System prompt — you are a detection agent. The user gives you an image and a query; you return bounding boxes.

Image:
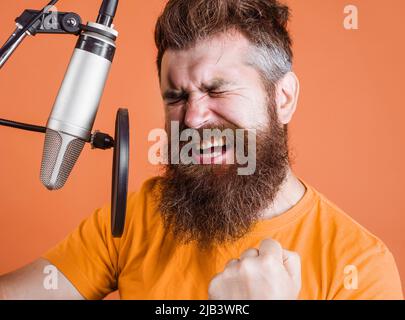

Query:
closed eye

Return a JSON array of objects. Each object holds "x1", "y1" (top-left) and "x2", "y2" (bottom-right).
[
  {"x1": 166, "y1": 98, "x2": 184, "y2": 106},
  {"x1": 209, "y1": 90, "x2": 227, "y2": 97},
  {"x1": 164, "y1": 93, "x2": 188, "y2": 106}
]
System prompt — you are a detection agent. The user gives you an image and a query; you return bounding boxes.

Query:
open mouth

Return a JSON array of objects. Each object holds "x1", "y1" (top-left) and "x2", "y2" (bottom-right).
[{"x1": 191, "y1": 137, "x2": 233, "y2": 164}]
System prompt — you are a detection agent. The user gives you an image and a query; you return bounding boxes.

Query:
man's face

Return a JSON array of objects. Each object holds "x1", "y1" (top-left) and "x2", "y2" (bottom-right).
[
  {"x1": 157, "y1": 32, "x2": 290, "y2": 249},
  {"x1": 160, "y1": 31, "x2": 270, "y2": 134}
]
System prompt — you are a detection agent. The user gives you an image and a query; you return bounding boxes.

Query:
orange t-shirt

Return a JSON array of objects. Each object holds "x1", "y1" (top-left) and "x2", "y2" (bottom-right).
[{"x1": 43, "y1": 177, "x2": 403, "y2": 300}]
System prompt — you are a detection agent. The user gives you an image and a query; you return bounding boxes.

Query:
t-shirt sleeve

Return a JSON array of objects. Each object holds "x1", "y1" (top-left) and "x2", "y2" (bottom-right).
[
  {"x1": 42, "y1": 204, "x2": 120, "y2": 300},
  {"x1": 331, "y1": 246, "x2": 403, "y2": 300}
]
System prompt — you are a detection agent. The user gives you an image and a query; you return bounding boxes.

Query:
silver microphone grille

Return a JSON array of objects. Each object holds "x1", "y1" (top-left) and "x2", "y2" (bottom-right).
[{"x1": 40, "y1": 129, "x2": 85, "y2": 190}]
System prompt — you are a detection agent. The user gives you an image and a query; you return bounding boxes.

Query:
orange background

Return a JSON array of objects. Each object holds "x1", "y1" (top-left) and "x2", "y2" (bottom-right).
[{"x1": 0, "y1": 0, "x2": 404, "y2": 299}]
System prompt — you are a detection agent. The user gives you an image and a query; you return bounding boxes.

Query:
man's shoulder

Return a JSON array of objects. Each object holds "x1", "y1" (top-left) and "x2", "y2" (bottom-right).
[
  {"x1": 306, "y1": 183, "x2": 402, "y2": 299},
  {"x1": 306, "y1": 183, "x2": 389, "y2": 254}
]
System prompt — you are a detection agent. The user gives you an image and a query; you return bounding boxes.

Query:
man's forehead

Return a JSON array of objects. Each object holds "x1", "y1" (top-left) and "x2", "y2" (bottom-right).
[{"x1": 161, "y1": 32, "x2": 251, "y2": 88}]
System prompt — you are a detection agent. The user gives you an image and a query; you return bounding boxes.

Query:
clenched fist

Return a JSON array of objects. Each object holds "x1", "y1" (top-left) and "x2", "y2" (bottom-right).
[{"x1": 208, "y1": 239, "x2": 301, "y2": 300}]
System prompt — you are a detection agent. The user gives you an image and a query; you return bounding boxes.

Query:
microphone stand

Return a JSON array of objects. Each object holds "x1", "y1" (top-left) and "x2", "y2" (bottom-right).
[{"x1": 0, "y1": 0, "x2": 129, "y2": 238}]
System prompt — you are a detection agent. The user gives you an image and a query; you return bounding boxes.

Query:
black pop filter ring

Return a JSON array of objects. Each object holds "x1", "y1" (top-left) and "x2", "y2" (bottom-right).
[{"x1": 111, "y1": 108, "x2": 129, "y2": 237}]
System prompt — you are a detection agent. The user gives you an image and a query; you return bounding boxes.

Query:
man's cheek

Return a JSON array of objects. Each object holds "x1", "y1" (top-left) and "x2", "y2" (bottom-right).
[
  {"x1": 165, "y1": 106, "x2": 185, "y2": 123},
  {"x1": 215, "y1": 105, "x2": 261, "y2": 129}
]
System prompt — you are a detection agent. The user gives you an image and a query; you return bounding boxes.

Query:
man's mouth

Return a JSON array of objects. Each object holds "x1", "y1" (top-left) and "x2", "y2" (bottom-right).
[{"x1": 192, "y1": 137, "x2": 233, "y2": 164}]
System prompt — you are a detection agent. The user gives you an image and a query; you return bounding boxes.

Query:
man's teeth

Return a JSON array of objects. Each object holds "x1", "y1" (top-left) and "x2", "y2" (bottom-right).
[{"x1": 197, "y1": 138, "x2": 226, "y2": 151}]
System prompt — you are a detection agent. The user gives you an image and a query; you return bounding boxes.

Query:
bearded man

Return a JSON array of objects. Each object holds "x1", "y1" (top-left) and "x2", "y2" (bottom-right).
[{"x1": 0, "y1": 0, "x2": 402, "y2": 300}]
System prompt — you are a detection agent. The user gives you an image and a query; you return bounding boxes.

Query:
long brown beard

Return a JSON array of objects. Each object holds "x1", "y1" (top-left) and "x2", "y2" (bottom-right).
[{"x1": 156, "y1": 105, "x2": 290, "y2": 250}]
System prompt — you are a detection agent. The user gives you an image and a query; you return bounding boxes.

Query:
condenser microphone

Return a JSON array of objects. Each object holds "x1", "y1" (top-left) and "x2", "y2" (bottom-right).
[{"x1": 40, "y1": 0, "x2": 119, "y2": 190}]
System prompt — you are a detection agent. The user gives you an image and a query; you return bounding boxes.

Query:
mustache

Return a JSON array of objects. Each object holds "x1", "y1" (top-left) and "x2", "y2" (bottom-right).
[
  {"x1": 166, "y1": 121, "x2": 248, "y2": 148},
  {"x1": 169, "y1": 121, "x2": 240, "y2": 134}
]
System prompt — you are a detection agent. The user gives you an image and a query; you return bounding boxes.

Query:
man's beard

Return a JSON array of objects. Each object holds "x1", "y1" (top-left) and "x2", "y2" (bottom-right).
[{"x1": 156, "y1": 103, "x2": 290, "y2": 250}]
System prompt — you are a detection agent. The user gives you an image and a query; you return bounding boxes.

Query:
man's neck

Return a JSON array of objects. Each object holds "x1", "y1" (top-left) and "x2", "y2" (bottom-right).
[{"x1": 260, "y1": 168, "x2": 307, "y2": 221}]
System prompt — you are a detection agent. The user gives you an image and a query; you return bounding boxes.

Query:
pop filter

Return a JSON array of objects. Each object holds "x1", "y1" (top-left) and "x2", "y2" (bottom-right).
[{"x1": 111, "y1": 108, "x2": 129, "y2": 237}]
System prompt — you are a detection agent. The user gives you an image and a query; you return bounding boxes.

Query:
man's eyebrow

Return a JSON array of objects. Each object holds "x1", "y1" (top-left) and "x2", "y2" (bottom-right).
[
  {"x1": 162, "y1": 78, "x2": 236, "y2": 99},
  {"x1": 202, "y1": 78, "x2": 236, "y2": 90},
  {"x1": 162, "y1": 89, "x2": 186, "y2": 100}
]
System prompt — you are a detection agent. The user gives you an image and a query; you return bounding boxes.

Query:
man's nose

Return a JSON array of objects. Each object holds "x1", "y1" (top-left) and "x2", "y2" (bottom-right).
[{"x1": 183, "y1": 94, "x2": 212, "y2": 129}]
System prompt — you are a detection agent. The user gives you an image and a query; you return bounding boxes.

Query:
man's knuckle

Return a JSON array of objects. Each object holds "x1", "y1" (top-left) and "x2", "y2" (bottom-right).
[
  {"x1": 239, "y1": 259, "x2": 254, "y2": 272},
  {"x1": 261, "y1": 254, "x2": 278, "y2": 266},
  {"x1": 290, "y1": 252, "x2": 301, "y2": 263},
  {"x1": 210, "y1": 273, "x2": 222, "y2": 285}
]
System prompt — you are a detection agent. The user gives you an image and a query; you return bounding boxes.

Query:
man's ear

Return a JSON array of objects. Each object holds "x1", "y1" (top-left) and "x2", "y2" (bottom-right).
[{"x1": 275, "y1": 72, "x2": 300, "y2": 125}]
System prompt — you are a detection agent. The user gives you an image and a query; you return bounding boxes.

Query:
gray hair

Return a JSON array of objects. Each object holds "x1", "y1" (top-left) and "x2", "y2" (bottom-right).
[{"x1": 246, "y1": 43, "x2": 292, "y2": 86}]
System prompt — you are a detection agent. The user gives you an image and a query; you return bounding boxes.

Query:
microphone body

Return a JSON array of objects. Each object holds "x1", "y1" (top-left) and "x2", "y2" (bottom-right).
[{"x1": 41, "y1": 22, "x2": 118, "y2": 190}]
